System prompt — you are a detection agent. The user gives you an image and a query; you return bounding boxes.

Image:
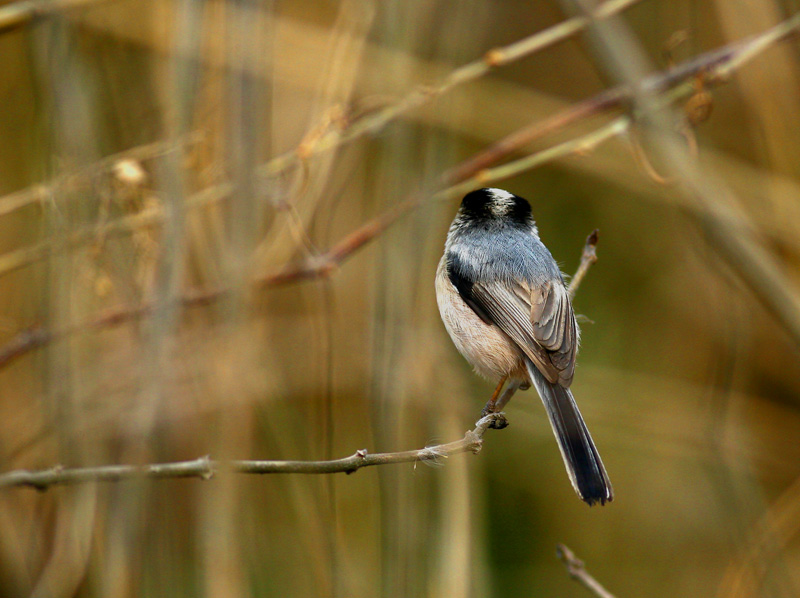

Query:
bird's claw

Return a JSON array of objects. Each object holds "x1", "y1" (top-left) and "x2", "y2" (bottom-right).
[{"x1": 483, "y1": 411, "x2": 509, "y2": 430}]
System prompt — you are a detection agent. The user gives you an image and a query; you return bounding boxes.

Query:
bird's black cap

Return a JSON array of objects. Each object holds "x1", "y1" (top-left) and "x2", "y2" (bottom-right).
[{"x1": 460, "y1": 188, "x2": 533, "y2": 227}]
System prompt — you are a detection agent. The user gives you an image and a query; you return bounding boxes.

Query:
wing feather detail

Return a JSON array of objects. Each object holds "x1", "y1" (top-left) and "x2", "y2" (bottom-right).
[{"x1": 470, "y1": 278, "x2": 578, "y2": 387}]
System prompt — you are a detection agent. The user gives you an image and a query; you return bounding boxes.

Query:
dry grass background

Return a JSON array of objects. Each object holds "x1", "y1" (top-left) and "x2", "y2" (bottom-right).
[{"x1": 0, "y1": 0, "x2": 800, "y2": 597}]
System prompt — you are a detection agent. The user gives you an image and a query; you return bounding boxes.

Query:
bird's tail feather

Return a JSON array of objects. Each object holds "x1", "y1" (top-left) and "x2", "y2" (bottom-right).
[{"x1": 527, "y1": 361, "x2": 613, "y2": 506}]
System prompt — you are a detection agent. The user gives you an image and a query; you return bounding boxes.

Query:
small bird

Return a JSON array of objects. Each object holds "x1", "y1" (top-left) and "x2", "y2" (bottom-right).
[{"x1": 435, "y1": 188, "x2": 612, "y2": 505}]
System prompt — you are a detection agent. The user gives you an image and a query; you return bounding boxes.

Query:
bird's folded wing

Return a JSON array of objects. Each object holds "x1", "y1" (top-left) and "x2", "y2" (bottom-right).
[{"x1": 470, "y1": 279, "x2": 578, "y2": 386}]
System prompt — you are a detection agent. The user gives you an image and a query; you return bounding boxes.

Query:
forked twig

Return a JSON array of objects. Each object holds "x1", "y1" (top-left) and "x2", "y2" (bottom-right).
[{"x1": 556, "y1": 544, "x2": 617, "y2": 598}]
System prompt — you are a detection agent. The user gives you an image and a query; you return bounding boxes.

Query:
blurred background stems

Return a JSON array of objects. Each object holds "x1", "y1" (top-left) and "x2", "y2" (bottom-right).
[{"x1": 0, "y1": 1, "x2": 799, "y2": 597}]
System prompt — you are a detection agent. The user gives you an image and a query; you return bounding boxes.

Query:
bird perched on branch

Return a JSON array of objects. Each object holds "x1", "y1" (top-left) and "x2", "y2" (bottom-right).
[{"x1": 435, "y1": 188, "x2": 612, "y2": 505}]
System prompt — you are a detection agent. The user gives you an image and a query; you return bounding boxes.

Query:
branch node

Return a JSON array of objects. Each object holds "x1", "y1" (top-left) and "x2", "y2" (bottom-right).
[
  {"x1": 556, "y1": 543, "x2": 616, "y2": 598},
  {"x1": 30, "y1": 471, "x2": 48, "y2": 493},
  {"x1": 556, "y1": 543, "x2": 585, "y2": 579},
  {"x1": 483, "y1": 48, "x2": 505, "y2": 67},
  {"x1": 315, "y1": 257, "x2": 338, "y2": 279},
  {"x1": 475, "y1": 412, "x2": 503, "y2": 432},
  {"x1": 475, "y1": 169, "x2": 492, "y2": 184},
  {"x1": 464, "y1": 431, "x2": 484, "y2": 454},
  {"x1": 344, "y1": 449, "x2": 369, "y2": 475},
  {"x1": 199, "y1": 455, "x2": 214, "y2": 480}
]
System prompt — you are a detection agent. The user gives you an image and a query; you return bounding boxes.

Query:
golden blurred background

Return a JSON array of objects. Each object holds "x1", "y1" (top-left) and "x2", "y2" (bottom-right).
[{"x1": 1, "y1": 0, "x2": 800, "y2": 596}]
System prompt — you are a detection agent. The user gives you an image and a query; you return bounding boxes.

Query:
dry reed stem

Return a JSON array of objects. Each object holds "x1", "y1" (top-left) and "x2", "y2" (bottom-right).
[
  {"x1": 0, "y1": 14, "x2": 786, "y2": 272},
  {"x1": 717, "y1": 473, "x2": 800, "y2": 598},
  {"x1": 257, "y1": 0, "x2": 645, "y2": 178},
  {"x1": 0, "y1": 14, "x2": 796, "y2": 369},
  {"x1": 563, "y1": 2, "x2": 800, "y2": 350},
  {"x1": 0, "y1": 0, "x2": 641, "y2": 221},
  {"x1": 0, "y1": 0, "x2": 118, "y2": 33}
]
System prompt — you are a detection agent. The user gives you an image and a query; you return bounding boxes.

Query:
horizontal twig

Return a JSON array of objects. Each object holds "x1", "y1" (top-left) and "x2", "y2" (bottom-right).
[{"x1": 0, "y1": 414, "x2": 503, "y2": 490}]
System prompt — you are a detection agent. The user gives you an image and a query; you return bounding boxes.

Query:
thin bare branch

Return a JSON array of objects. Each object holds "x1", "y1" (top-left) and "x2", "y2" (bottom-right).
[
  {"x1": 446, "y1": 17, "x2": 800, "y2": 183},
  {"x1": 0, "y1": 17, "x2": 787, "y2": 282},
  {"x1": 0, "y1": 414, "x2": 504, "y2": 490},
  {"x1": 0, "y1": 225, "x2": 598, "y2": 483},
  {"x1": 568, "y1": 229, "x2": 599, "y2": 300},
  {"x1": 257, "y1": 0, "x2": 644, "y2": 179},
  {"x1": 0, "y1": 0, "x2": 642, "y2": 232},
  {"x1": 556, "y1": 544, "x2": 617, "y2": 598},
  {"x1": 0, "y1": 211, "x2": 600, "y2": 487},
  {"x1": 566, "y1": 3, "x2": 800, "y2": 349},
  {"x1": 0, "y1": 17, "x2": 796, "y2": 368},
  {"x1": 254, "y1": 18, "x2": 799, "y2": 288}
]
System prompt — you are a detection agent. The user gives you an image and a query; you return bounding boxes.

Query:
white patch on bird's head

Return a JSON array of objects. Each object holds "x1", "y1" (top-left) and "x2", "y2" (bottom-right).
[{"x1": 485, "y1": 188, "x2": 516, "y2": 217}]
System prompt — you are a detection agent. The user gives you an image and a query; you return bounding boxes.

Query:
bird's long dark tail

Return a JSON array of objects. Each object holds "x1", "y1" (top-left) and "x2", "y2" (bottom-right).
[{"x1": 527, "y1": 362, "x2": 613, "y2": 506}]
